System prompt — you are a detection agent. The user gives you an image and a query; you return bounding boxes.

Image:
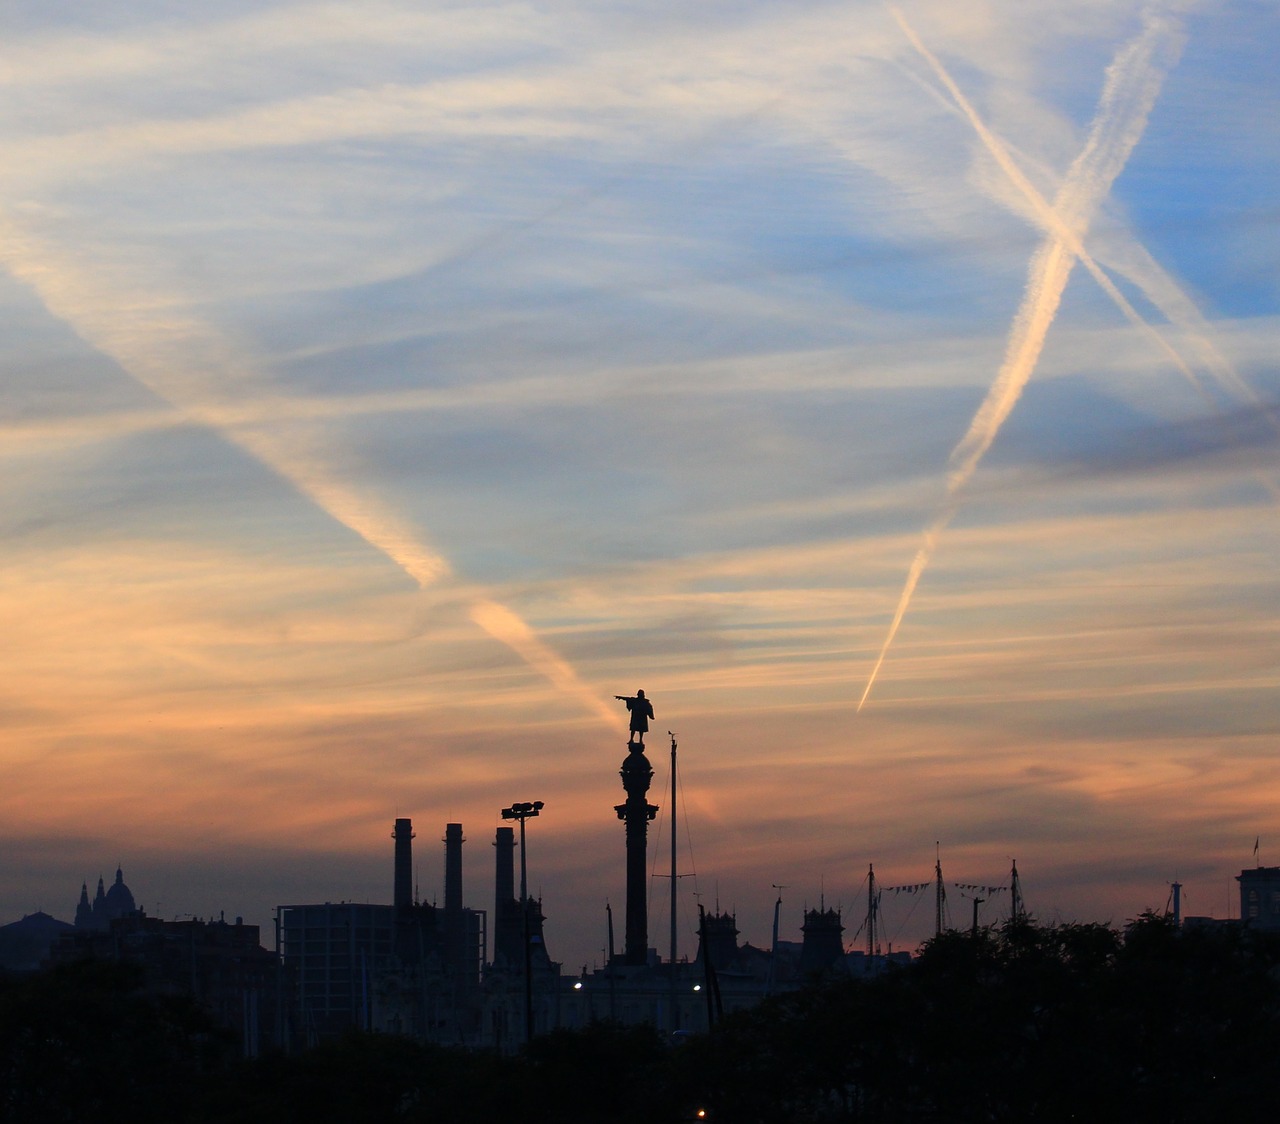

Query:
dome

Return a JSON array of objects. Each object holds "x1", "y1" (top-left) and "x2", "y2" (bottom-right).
[{"x1": 102, "y1": 866, "x2": 136, "y2": 919}]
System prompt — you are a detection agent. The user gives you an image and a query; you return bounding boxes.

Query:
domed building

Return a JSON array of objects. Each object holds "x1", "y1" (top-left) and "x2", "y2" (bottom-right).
[{"x1": 74, "y1": 866, "x2": 138, "y2": 931}]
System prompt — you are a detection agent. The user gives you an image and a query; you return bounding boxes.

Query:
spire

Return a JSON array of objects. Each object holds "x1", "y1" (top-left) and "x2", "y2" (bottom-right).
[
  {"x1": 90, "y1": 876, "x2": 108, "y2": 930},
  {"x1": 75, "y1": 883, "x2": 93, "y2": 930}
]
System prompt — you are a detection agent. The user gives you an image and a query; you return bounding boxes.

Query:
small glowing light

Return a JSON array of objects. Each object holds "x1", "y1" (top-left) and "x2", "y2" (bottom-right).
[
  {"x1": 692, "y1": 984, "x2": 701, "y2": 991},
  {"x1": 573, "y1": 981, "x2": 583, "y2": 990}
]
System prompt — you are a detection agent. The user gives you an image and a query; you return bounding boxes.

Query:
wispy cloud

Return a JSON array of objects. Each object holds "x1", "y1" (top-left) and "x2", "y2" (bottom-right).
[{"x1": 0, "y1": 210, "x2": 622, "y2": 723}]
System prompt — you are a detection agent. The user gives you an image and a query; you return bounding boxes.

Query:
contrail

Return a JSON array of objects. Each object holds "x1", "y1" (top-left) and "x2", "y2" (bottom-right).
[
  {"x1": 894, "y1": 3, "x2": 1280, "y2": 472},
  {"x1": 892, "y1": 3, "x2": 1200, "y2": 397},
  {"x1": 471, "y1": 600, "x2": 618, "y2": 726},
  {"x1": 901, "y1": 0, "x2": 1274, "y2": 434},
  {"x1": 0, "y1": 211, "x2": 454, "y2": 587},
  {"x1": 0, "y1": 212, "x2": 614, "y2": 725},
  {"x1": 1097, "y1": 231, "x2": 1280, "y2": 432},
  {"x1": 860, "y1": 5, "x2": 1187, "y2": 710}
]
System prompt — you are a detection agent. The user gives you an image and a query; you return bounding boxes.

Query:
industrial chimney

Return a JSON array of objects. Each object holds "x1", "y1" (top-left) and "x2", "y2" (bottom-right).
[
  {"x1": 444, "y1": 823, "x2": 465, "y2": 975},
  {"x1": 493, "y1": 826, "x2": 522, "y2": 966},
  {"x1": 393, "y1": 818, "x2": 414, "y2": 912},
  {"x1": 495, "y1": 826, "x2": 515, "y2": 908},
  {"x1": 445, "y1": 823, "x2": 464, "y2": 914}
]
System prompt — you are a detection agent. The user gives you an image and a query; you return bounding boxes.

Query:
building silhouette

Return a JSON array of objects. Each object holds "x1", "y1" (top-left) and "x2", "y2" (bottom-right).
[
  {"x1": 277, "y1": 818, "x2": 489, "y2": 1046},
  {"x1": 1238, "y1": 865, "x2": 1280, "y2": 929},
  {"x1": 74, "y1": 867, "x2": 137, "y2": 931},
  {"x1": 51, "y1": 869, "x2": 282, "y2": 1057},
  {"x1": 800, "y1": 903, "x2": 845, "y2": 975},
  {"x1": 2, "y1": 736, "x2": 1114, "y2": 1053}
]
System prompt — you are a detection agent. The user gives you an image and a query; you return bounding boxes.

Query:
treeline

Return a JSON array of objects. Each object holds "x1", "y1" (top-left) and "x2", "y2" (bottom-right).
[
  {"x1": 691, "y1": 913, "x2": 1280, "y2": 1121},
  {"x1": 3, "y1": 914, "x2": 1278, "y2": 1122}
]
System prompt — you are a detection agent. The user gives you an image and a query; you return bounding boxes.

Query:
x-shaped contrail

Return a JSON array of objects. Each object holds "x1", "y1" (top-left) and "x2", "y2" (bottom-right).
[{"x1": 860, "y1": 2, "x2": 1195, "y2": 710}]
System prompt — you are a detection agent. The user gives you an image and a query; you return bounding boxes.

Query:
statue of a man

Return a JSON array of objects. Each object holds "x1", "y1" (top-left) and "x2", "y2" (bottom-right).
[{"x1": 614, "y1": 689, "x2": 654, "y2": 746}]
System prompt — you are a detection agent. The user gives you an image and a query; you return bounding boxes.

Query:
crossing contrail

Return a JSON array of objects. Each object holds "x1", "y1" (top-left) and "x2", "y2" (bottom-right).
[
  {"x1": 893, "y1": 1, "x2": 1280, "y2": 467},
  {"x1": 0, "y1": 212, "x2": 615, "y2": 726},
  {"x1": 895, "y1": 1, "x2": 1271, "y2": 426},
  {"x1": 859, "y1": 4, "x2": 1189, "y2": 710}
]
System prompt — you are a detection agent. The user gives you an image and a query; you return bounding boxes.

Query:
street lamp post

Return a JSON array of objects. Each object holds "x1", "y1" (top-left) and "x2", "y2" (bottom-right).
[{"x1": 501, "y1": 800, "x2": 544, "y2": 1045}]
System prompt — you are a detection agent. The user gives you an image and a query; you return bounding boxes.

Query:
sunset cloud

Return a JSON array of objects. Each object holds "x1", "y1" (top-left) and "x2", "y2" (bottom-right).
[{"x1": 0, "y1": 0, "x2": 1276, "y2": 968}]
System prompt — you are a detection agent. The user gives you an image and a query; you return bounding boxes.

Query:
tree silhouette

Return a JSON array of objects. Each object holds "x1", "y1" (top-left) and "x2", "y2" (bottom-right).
[
  {"x1": 0, "y1": 959, "x2": 234, "y2": 1122},
  {"x1": 7, "y1": 918, "x2": 1280, "y2": 1122}
]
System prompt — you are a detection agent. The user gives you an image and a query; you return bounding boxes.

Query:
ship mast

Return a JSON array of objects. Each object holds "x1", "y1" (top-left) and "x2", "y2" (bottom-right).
[
  {"x1": 669, "y1": 731, "x2": 678, "y2": 1033},
  {"x1": 867, "y1": 864, "x2": 879, "y2": 958},
  {"x1": 935, "y1": 843, "x2": 947, "y2": 935}
]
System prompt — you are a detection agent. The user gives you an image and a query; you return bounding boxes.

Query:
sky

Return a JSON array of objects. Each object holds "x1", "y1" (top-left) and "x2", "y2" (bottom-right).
[{"x1": 1, "y1": 0, "x2": 1277, "y2": 970}]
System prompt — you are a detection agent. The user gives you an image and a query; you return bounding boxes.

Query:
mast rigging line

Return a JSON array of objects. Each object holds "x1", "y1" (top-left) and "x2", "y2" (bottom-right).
[{"x1": 647, "y1": 742, "x2": 703, "y2": 950}]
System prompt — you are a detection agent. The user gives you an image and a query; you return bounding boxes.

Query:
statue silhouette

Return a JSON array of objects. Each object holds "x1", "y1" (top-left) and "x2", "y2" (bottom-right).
[{"x1": 614, "y1": 689, "x2": 654, "y2": 745}]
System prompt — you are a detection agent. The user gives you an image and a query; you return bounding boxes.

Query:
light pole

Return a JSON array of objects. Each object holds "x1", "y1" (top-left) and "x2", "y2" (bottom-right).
[{"x1": 501, "y1": 800, "x2": 543, "y2": 1045}]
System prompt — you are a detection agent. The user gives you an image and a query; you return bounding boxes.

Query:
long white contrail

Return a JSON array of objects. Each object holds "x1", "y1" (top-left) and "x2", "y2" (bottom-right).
[
  {"x1": 0, "y1": 212, "x2": 616, "y2": 727},
  {"x1": 0, "y1": 212, "x2": 454, "y2": 587},
  {"x1": 859, "y1": 4, "x2": 1187, "y2": 710}
]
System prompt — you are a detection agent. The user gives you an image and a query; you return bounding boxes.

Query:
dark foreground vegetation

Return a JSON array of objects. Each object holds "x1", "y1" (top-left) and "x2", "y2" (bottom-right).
[{"x1": 3, "y1": 914, "x2": 1278, "y2": 1122}]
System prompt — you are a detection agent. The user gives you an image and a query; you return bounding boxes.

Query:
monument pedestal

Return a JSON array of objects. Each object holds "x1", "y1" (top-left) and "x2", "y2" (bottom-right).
[{"x1": 615, "y1": 743, "x2": 658, "y2": 967}]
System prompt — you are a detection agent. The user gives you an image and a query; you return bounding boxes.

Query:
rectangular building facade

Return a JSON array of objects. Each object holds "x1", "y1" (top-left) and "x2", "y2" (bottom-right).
[
  {"x1": 1238, "y1": 867, "x2": 1280, "y2": 930},
  {"x1": 278, "y1": 902, "x2": 396, "y2": 1040}
]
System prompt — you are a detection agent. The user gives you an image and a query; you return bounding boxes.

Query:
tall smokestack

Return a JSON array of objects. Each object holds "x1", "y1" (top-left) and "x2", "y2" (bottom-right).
[
  {"x1": 444, "y1": 823, "x2": 465, "y2": 978},
  {"x1": 445, "y1": 823, "x2": 464, "y2": 914},
  {"x1": 495, "y1": 827, "x2": 515, "y2": 908},
  {"x1": 493, "y1": 827, "x2": 521, "y2": 966},
  {"x1": 393, "y1": 818, "x2": 414, "y2": 912}
]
